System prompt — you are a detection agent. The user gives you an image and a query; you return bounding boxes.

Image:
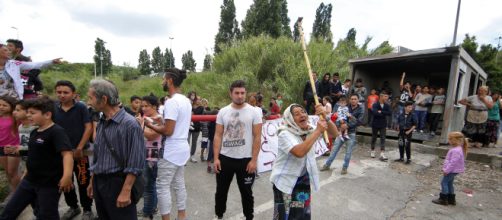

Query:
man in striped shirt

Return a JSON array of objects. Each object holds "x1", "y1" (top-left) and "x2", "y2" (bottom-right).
[{"x1": 86, "y1": 79, "x2": 145, "y2": 220}]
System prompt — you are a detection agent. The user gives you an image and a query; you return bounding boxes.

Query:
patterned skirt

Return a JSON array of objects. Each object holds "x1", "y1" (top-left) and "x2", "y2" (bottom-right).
[
  {"x1": 462, "y1": 121, "x2": 486, "y2": 141},
  {"x1": 273, "y1": 173, "x2": 311, "y2": 220},
  {"x1": 486, "y1": 120, "x2": 500, "y2": 144}
]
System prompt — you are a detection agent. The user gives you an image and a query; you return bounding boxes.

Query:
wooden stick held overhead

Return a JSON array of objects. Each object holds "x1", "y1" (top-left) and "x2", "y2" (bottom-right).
[{"x1": 296, "y1": 17, "x2": 330, "y2": 144}]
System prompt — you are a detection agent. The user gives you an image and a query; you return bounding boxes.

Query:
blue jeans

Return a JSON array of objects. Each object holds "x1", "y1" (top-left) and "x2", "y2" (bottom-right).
[
  {"x1": 324, "y1": 133, "x2": 356, "y2": 169},
  {"x1": 415, "y1": 110, "x2": 427, "y2": 130},
  {"x1": 441, "y1": 173, "x2": 458, "y2": 194},
  {"x1": 143, "y1": 161, "x2": 158, "y2": 216}
]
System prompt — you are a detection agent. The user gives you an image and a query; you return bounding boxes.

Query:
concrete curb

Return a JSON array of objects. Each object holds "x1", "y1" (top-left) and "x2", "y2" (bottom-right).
[{"x1": 356, "y1": 135, "x2": 502, "y2": 169}]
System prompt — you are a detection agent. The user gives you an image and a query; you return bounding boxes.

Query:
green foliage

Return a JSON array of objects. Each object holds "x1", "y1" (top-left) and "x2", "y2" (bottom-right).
[
  {"x1": 370, "y1": 40, "x2": 394, "y2": 56},
  {"x1": 42, "y1": 63, "x2": 95, "y2": 96},
  {"x1": 163, "y1": 48, "x2": 175, "y2": 69},
  {"x1": 182, "y1": 50, "x2": 196, "y2": 72},
  {"x1": 138, "y1": 49, "x2": 151, "y2": 75},
  {"x1": 35, "y1": 31, "x2": 394, "y2": 111},
  {"x1": 151, "y1": 46, "x2": 163, "y2": 73},
  {"x1": 241, "y1": 0, "x2": 291, "y2": 39},
  {"x1": 461, "y1": 34, "x2": 502, "y2": 92},
  {"x1": 212, "y1": 35, "x2": 392, "y2": 105},
  {"x1": 203, "y1": 54, "x2": 212, "y2": 71},
  {"x1": 280, "y1": 0, "x2": 292, "y2": 38},
  {"x1": 214, "y1": 0, "x2": 241, "y2": 53},
  {"x1": 311, "y1": 3, "x2": 333, "y2": 43},
  {"x1": 93, "y1": 38, "x2": 112, "y2": 75},
  {"x1": 461, "y1": 34, "x2": 478, "y2": 57}
]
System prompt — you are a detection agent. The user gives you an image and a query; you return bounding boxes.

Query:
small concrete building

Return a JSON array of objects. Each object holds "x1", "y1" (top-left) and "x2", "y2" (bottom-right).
[{"x1": 349, "y1": 46, "x2": 488, "y2": 144}]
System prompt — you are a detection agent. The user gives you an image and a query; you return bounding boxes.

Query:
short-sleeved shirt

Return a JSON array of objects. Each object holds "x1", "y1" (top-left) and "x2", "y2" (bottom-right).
[
  {"x1": 146, "y1": 115, "x2": 163, "y2": 162},
  {"x1": 163, "y1": 93, "x2": 192, "y2": 166},
  {"x1": 466, "y1": 95, "x2": 493, "y2": 122},
  {"x1": 367, "y1": 95, "x2": 379, "y2": 109},
  {"x1": 54, "y1": 101, "x2": 92, "y2": 149},
  {"x1": 0, "y1": 117, "x2": 20, "y2": 146},
  {"x1": 414, "y1": 93, "x2": 432, "y2": 111},
  {"x1": 18, "y1": 124, "x2": 37, "y2": 151},
  {"x1": 466, "y1": 95, "x2": 492, "y2": 111},
  {"x1": 488, "y1": 100, "x2": 500, "y2": 121},
  {"x1": 399, "y1": 89, "x2": 411, "y2": 105},
  {"x1": 431, "y1": 95, "x2": 446, "y2": 113},
  {"x1": 26, "y1": 124, "x2": 72, "y2": 186},
  {"x1": 337, "y1": 106, "x2": 349, "y2": 122},
  {"x1": 217, "y1": 103, "x2": 262, "y2": 159}
]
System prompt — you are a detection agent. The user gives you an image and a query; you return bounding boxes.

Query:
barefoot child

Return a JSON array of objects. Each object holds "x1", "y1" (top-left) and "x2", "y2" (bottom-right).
[{"x1": 432, "y1": 131, "x2": 467, "y2": 206}]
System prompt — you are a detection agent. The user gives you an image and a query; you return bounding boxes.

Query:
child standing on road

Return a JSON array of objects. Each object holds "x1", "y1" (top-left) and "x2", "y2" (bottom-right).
[
  {"x1": 366, "y1": 89, "x2": 379, "y2": 126},
  {"x1": 395, "y1": 102, "x2": 417, "y2": 164},
  {"x1": 432, "y1": 131, "x2": 467, "y2": 206}
]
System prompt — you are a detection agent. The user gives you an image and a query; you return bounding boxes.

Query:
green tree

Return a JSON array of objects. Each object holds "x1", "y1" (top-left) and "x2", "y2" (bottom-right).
[
  {"x1": 151, "y1": 46, "x2": 163, "y2": 73},
  {"x1": 214, "y1": 0, "x2": 241, "y2": 53},
  {"x1": 163, "y1": 48, "x2": 175, "y2": 69},
  {"x1": 182, "y1": 50, "x2": 196, "y2": 72},
  {"x1": 461, "y1": 34, "x2": 502, "y2": 91},
  {"x1": 279, "y1": 0, "x2": 292, "y2": 38},
  {"x1": 138, "y1": 49, "x2": 152, "y2": 75},
  {"x1": 203, "y1": 54, "x2": 212, "y2": 71},
  {"x1": 461, "y1": 34, "x2": 478, "y2": 57},
  {"x1": 311, "y1": 3, "x2": 333, "y2": 43},
  {"x1": 241, "y1": 0, "x2": 289, "y2": 38},
  {"x1": 93, "y1": 38, "x2": 113, "y2": 75},
  {"x1": 370, "y1": 40, "x2": 394, "y2": 56}
]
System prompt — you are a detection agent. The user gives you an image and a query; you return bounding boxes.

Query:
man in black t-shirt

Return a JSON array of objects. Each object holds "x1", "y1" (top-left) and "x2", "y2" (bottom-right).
[
  {"x1": 53, "y1": 80, "x2": 94, "y2": 219},
  {"x1": 0, "y1": 97, "x2": 73, "y2": 220}
]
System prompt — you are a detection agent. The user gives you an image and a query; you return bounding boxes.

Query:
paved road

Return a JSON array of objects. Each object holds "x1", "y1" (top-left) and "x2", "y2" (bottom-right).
[{"x1": 14, "y1": 142, "x2": 502, "y2": 220}]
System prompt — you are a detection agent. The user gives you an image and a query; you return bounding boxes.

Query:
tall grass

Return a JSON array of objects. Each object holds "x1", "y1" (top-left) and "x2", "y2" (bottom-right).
[{"x1": 38, "y1": 35, "x2": 392, "y2": 109}]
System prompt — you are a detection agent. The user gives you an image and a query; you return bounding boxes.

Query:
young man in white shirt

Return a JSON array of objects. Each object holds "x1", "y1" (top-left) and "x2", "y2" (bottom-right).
[
  {"x1": 213, "y1": 80, "x2": 262, "y2": 220},
  {"x1": 146, "y1": 68, "x2": 191, "y2": 220}
]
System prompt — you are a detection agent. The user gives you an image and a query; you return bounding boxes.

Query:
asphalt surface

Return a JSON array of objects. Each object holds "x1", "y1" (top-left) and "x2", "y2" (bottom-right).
[{"x1": 10, "y1": 140, "x2": 502, "y2": 220}]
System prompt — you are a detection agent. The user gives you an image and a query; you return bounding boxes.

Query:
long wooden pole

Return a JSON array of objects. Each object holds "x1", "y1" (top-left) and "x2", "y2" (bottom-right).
[{"x1": 297, "y1": 17, "x2": 330, "y2": 144}]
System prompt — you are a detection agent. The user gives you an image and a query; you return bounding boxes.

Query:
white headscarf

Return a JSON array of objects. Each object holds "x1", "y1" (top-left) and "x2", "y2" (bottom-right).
[{"x1": 277, "y1": 104, "x2": 314, "y2": 136}]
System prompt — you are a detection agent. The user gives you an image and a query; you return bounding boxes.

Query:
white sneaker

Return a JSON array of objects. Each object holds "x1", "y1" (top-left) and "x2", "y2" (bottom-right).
[
  {"x1": 370, "y1": 150, "x2": 376, "y2": 158},
  {"x1": 380, "y1": 152, "x2": 388, "y2": 161},
  {"x1": 190, "y1": 156, "x2": 198, "y2": 163}
]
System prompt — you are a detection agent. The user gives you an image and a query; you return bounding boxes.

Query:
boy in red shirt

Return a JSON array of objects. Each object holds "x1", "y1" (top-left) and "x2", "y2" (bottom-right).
[{"x1": 367, "y1": 89, "x2": 379, "y2": 125}]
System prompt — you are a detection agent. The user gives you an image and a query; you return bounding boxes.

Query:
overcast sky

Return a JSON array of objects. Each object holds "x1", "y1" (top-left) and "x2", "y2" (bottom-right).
[{"x1": 1, "y1": 0, "x2": 501, "y2": 70}]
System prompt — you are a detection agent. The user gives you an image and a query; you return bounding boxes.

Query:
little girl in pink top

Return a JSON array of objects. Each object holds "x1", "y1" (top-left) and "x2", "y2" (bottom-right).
[
  {"x1": 432, "y1": 131, "x2": 467, "y2": 206},
  {"x1": 0, "y1": 96, "x2": 21, "y2": 207}
]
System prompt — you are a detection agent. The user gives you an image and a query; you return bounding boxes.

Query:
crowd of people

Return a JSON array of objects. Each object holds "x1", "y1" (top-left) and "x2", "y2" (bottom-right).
[{"x1": 0, "y1": 38, "x2": 498, "y2": 220}]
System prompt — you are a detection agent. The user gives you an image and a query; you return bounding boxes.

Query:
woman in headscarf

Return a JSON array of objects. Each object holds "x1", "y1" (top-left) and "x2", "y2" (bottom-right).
[
  {"x1": 270, "y1": 104, "x2": 338, "y2": 220},
  {"x1": 459, "y1": 86, "x2": 494, "y2": 148}
]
